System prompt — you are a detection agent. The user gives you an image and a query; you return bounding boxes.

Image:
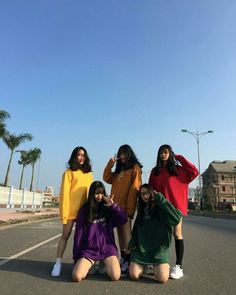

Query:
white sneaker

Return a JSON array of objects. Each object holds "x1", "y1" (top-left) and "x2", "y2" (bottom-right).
[
  {"x1": 170, "y1": 265, "x2": 183, "y2": 279},
  {"x1": 51, "y1": 263, "x2": 61, "y2": 277}
]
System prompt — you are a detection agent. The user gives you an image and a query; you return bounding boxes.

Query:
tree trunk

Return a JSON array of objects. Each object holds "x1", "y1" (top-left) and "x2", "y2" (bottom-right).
[
  {"x1": 4, "y1": 149, "x2": 13, "y2": 187},
  {"x1": 30, "y1": 163, "x2": 35, "y2": 191},
  {"x1": 19, "y1": 165, "x2": 25, "y2": 190}
]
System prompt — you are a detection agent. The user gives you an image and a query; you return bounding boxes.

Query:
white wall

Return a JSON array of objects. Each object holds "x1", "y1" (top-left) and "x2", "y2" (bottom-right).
[{"x1": 0, "y1": 186, "x2": 43, "y2": 208}]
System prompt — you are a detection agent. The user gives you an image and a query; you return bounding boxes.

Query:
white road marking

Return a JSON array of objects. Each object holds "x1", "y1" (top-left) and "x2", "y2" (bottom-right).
[{"x1": 0, "y1": 233, "x2": 61, "y2": 266}]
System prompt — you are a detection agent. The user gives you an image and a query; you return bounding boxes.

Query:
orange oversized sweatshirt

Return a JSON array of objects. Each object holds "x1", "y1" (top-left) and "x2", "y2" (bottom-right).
[
  {"x1": 103, "y1": 159, "x2": 142, "y2": 217},
  {"x1": 59, "y1": 169, "x2": 93, "y2": 224}
]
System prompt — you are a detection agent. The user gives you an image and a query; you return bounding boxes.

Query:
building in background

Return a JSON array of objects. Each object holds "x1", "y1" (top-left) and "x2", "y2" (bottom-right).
[
  {"x1": 202, "y1": 160, "x2": 236, "y2": 210},
  {"x1": 43, "y1": 186, "x2": 59, "y2": 206}
]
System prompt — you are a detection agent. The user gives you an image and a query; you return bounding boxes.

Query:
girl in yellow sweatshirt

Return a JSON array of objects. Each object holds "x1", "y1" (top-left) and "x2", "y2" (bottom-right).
[
  {"x1": 51, "y1": 146, "x2": 93, "y2": 277},
  {"x1": 103, "y1": 144, "x2": 142, "y2": 273}
]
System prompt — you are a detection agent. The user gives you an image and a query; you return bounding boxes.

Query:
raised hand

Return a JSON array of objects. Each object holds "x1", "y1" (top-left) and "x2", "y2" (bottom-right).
[
  {"x1": 111, "y1": 153, "x2": 119, "y2": 164},
  {"x1": 103, "y1": 194, "x2": 114, "y2": 207}
]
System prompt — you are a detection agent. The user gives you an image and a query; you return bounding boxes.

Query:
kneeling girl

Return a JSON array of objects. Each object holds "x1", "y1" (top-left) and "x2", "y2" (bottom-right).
[
  {"x1": 129, "y1": 184, "x2": 182, "y2": 283},
  {"x1": 72, "y1": 181, "x2": 128, "y2": 282}
]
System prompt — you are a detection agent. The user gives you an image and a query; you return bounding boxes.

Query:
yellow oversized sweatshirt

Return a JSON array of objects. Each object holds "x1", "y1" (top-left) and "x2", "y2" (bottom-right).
[
  {"x1": 103, "y1": 159, "x2": 142, "y2": 217},
  {"x1": 59, "y1": 169, "x2": 93, "y2": 224}
]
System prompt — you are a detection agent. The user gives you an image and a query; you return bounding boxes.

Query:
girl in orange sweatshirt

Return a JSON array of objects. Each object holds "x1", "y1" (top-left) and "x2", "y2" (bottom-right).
[
  {"x1": 51, "y1": 146, "x2": 93, "y2": 277},
  {"x1": 103, "y1": 144, "x2": 142, "y2": 273}
]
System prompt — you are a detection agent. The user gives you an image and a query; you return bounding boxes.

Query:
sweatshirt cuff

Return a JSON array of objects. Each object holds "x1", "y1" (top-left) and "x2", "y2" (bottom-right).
[{"x1": 107, "y1": 158, "x2": 115, "y2": 168}]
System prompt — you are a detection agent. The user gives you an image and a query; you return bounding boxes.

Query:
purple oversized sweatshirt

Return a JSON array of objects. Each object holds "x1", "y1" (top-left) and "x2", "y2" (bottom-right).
[{"x1": 73, "y1": 203, "x2": 128, "y2": 262}]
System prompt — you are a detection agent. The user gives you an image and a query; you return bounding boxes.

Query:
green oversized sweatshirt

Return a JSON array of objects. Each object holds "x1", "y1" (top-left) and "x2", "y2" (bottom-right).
[{"x1": 129, "y1": 192, "x2": 182, "y2": 265}]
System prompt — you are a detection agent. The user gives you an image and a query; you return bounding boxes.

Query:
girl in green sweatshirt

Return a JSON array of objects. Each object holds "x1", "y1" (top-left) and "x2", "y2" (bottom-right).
[{"x1": 129, "y1": 184, "x2": 182, "y2": 283}]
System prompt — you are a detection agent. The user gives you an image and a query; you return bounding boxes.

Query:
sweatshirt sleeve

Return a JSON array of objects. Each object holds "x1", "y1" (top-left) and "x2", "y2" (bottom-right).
[
  {"x1": 109, "y1": 203, "x2": 128, "y2": 228},
  {"x1": 175, "y1": 155, "x2": 199, "y2": 183},
  {"x1": 73, "y1": 208, "x2": 86, "y2": 262},
  {"x1": 126, "y1": 165, "x2": 142, "y2": 217},
  {"x1": 103, "y1": 159, "x2": 115, "y2": 184},
  {"x1": 153, "y1": 192, "x2": 182, "y2": 226},
  {"x1": 59, "y1": 170, "x2": 72, "y2": 224}
]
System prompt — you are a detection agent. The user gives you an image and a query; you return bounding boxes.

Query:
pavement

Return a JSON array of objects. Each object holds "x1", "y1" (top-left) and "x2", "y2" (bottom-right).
[
  {"x1": 188, "y1": 209, "x2": 236, "y2": 220},
  {"x1": 0, "y1": 215, "x2": 236, "y2": 295},
  {"x1": 0, "y1": 207, "x2": 59, "y2": 226},
  {"x1": 1, "y1": 207, "x2": 235, "y2": 227}
]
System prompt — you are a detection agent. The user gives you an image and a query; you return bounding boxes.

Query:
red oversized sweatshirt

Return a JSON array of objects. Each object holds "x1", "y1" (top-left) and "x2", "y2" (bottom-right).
[{"x1": 149, "y1": 155, "x2": 199, "y2": 215}]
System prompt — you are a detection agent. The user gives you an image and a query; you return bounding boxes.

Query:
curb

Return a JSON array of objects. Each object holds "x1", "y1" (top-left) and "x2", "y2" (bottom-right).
[
  {"x1": 188, "y1": 210, "x2": 236, "y2": 220},
  {"x1": 0, "y1": 213, "x2": 59, "y2": 226}
]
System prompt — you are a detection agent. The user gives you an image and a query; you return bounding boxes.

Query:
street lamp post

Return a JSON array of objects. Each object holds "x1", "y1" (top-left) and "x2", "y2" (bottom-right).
[{"x1": 181, "y1": 129, "x2": 213, "y2": 210}]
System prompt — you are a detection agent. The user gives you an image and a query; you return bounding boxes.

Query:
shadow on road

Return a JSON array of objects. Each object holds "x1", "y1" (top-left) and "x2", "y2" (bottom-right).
[
  {"x1": 0, "y1": 259, "x2": 163, "y2": 284},
  {"x1": 0, "y1": 259, "x2": 73, "y2": 282}
]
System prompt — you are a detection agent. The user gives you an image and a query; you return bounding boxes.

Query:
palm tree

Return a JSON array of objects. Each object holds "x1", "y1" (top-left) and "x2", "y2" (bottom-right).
[
  {"x1": 0, "y1": 110, "x2": 10, "y2": 138},
  {"x1": 17, "y1": 150, "x2": 31, "y2": 190},
  {"x1": 28, "y1": 148, "x2": 42, "y2": 191},
  {"x1": 3, "y1": 132, "x2": 33, "y2": 187}
]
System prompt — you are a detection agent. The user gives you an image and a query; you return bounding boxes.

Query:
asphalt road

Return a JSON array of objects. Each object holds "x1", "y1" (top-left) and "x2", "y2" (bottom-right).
[{"x1": 0, "y1": 215, "x2": 236, "y2": 295}]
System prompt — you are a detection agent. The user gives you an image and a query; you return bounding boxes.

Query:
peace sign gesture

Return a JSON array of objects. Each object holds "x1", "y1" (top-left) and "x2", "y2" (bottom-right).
[
  {"x1": 103, "y1": 194, "x2": 114, "y2": 207},
  {"x1": 111, "y1": 153, "x2": 119, "y2": 164}
]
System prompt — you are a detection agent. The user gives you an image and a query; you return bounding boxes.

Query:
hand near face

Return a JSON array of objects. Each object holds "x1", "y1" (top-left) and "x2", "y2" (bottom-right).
[
  {"x1": 103, "y1": 194, "x2": 114, "y2": 207},
  {"x1": 111, "y1": 153, "x2": 119, "y2": 164}
]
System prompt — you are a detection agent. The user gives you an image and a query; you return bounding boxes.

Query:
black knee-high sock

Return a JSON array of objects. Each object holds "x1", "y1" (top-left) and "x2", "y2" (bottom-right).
[{"x1": 175, "y1": 239, "x2": 184, "y2": 267}]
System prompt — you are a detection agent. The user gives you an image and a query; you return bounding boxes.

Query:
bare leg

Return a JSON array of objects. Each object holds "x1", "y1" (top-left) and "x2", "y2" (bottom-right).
[
  {"x1": 51, "y1": 220, "x2": 74, "y2": 276},
  {"x1": 72, "y1": 258, "x2": 94, "y2": 282},
  {"x1": 154, "y1": 263, "x2": 170, "y2": 284},
  {"x1": 173, "y1": 218, "x2": 183, "y2": 240},
  {"x1": 120, "y1": 218, "x2": 132, "y2": 249},
  {"x1": 129, "y1": 262, "x2": 144, "y2": 280},
  {"x1": 117, "y1": 226, "x2": 125, "y2": 251},
  {"x1": 56, "y1": 220, "x2": 74, "y2": 258},
  {"x1": 103, "y1": 256, "x2": 121, "y2": 281},
  {"x1": 117, "y1": 218, "x2": 132, "y2": 251}
]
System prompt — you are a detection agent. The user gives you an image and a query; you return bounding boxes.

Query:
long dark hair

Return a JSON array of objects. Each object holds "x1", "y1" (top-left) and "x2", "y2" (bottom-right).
[
  {"x1": 84, "y1": 181, "x2": 109, "y2": 224},
  {"x1": 152, "y1": 144, "x2": 178, "y2": 176},
  {"x1": 68, "y1": 146, "x2": 92, "y2": 173},
  {"x1": 114, "y1": 144, "x2": 142, "y2": 173},
  {"x1": 136, "y1": 184, "x2": 160, "y2": 225}
]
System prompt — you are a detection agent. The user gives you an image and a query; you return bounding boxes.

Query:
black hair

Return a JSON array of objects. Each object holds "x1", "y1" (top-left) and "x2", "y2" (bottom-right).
[
  {"x1": 136, "y1": 184, "x2": 160, "y2": 225},
  {"x1": 68, "y1": 146, "x2": 92, "y2": 173},
  {"x1": 84, "y1": 181, "x2": 109, "y2": 224},
  {"x1": 114, "y1": 144, "x2": 143, "y2": 173},
  {"x1": 152, "y1": 144, "x2": 179, "y2": 176}
]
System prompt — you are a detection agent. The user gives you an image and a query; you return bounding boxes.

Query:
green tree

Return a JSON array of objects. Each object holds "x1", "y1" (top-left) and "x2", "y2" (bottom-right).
[
  {"x1": 3, "y1": 132, "x2": 33, "y2": 187},
  {"x1": 17, "y1": 150, "x2": 31, "y2": 190},
  {"x1": 0, "y1": 110, "x2": 10, "y2": 138},
  {"x1": 28, "y1": 148, "x2": 42, "y2": 191}
]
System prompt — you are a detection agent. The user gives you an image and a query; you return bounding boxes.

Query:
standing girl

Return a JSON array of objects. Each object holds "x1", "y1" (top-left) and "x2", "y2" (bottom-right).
[
  {"x1": 103, "y1": 144, "x2": 142, "y2": 273},
  {"x1": 149, "y1": 144, "x2": 199, "y2": 279},
  {"x1": 51, "y1": 146, "x2": 93, "y2": 277},
  {"x1": 72, "y1": 181, "x2": 127, "y2": 282},
  {"x1": 129, "y1": 184, "x2": 182, "y2": 283}
]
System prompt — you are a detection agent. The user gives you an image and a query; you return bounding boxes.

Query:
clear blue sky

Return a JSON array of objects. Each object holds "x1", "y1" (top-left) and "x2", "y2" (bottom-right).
[{"x1": 1, "y1": 0, "x2": 236, "y2": 194}]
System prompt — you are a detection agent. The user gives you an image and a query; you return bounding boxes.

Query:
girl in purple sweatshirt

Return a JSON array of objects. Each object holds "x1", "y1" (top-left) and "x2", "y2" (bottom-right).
[{"x1": 72, "y1": 181, "x2": 128, "y2": 282}]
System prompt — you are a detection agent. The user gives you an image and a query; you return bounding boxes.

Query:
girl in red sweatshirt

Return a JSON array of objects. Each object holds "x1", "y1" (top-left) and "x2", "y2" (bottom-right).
[{"x1": 149, "y1": 144, "x2": 198, "y2": 279}]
